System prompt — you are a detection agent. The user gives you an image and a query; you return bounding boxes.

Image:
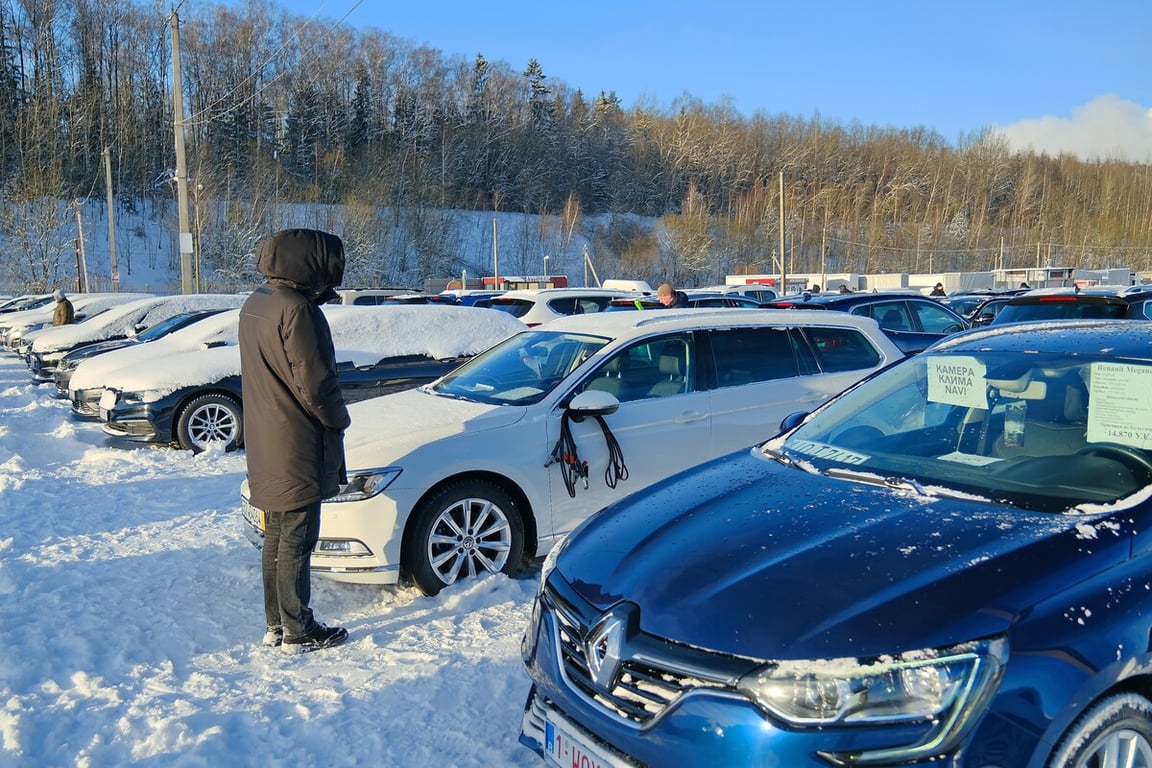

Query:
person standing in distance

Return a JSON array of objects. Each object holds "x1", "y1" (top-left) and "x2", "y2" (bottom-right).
[
  {"x1": 239, "y1": 228, "x2": 350, "y2": 654},
  {"x1": 52, "y1": 289, "x2": 75, "y2": 325},
  {"x1": 656, "y1": 283, "x2": 689, "y2": 308}
]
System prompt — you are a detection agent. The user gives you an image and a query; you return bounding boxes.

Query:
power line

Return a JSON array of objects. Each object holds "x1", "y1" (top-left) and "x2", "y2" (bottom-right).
[{"x1": 181, "y1": 0, "x2": 365, "y2": 129}]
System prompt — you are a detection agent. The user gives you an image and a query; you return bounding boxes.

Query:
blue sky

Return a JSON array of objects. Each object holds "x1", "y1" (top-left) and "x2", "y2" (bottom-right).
[{"x1": 233, "y1": 0, "x2": 1151, "y2": 162}]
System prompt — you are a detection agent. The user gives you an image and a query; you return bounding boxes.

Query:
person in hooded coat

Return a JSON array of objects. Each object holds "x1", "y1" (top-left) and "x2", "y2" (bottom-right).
[
  {"x1": 239, "y1": 228, "x2": 351, "y2": 654},
  {"x1": 52, "y1": 289, "x2": 75, "y2": 325}
]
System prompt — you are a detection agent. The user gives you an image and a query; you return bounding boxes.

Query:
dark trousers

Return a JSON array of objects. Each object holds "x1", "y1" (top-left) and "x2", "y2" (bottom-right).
[{"x1": 262, "y1": 502, "x2": 320, "y2": 638}]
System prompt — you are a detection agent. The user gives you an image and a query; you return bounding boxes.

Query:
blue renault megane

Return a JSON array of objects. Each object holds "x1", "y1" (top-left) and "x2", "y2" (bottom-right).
[{"x1": 519, "y1": 319, "x2": 1152, "y2": 768}]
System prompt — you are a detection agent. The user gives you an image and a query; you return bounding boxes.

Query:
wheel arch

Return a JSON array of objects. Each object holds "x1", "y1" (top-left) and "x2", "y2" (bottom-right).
[
  {"x1": 1030, "y1": 673, "x2": 1152, "y2": 768},
  {"x1": 398, "y1": 469, "x2": 539, "y2": 580}
]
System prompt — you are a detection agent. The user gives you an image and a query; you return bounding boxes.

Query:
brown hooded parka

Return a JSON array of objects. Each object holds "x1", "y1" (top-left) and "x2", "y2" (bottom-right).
[{"x1": 239, "y1": 229, "x2": 350, "y2": 512}]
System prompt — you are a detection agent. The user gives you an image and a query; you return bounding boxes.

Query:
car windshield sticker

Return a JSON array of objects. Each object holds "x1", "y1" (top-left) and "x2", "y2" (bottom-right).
[
  {"x1": 1087, "y1": 362, "x2": 1152, "y2": 448},
  {"x1": 926, "y1": 356, "x2": 988, "y2": 409},
  {"x1": 937, "y1": 451, "x2": 1002, "y2": 466},
  {"x1": 788, "y1": 439, "x2": 869, "y2": 465}
]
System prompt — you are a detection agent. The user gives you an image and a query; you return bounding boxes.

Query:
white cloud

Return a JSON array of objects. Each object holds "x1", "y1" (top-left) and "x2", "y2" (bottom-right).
[{"x1": 993, "y1": 95, "x2": 1152, "y2": 163}]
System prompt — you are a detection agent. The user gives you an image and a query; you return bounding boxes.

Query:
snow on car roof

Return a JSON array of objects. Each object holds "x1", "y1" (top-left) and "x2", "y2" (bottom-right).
[
  {"x1": 30, "y1": 294, "x2": 246, "y2": 352},
  {"x1": 84, "y1": 304, "x2": 526, "y2": 396}
]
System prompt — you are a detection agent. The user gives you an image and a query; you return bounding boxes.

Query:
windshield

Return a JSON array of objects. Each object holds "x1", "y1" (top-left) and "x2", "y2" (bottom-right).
[
  {"x1": 432, "y1": 330, "x2": 609, "y2": 405},
  {"x1": 776, "y1": 350, "x2": 1152, "y2": 511},
  {"x1": 135, "y1": 311, "x2": 217, "y2": 341}
]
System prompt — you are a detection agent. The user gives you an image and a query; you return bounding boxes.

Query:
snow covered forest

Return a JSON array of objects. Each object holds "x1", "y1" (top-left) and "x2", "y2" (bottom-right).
[{"x1": 1, "y1": 0, "x2": 1151, "y2": 294}]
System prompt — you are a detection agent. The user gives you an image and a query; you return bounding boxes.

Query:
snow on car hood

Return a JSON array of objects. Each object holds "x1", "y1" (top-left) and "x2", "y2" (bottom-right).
[
  {"x1": 555, "y1": 446, "x2": 1127, "y2": 661},
  {"x1": 68, "y1": 310, "x2": 240, "y2": 392},
  {"x1": 342, "y1": 387, "x2": 524, "y2": 467},
  {"x1": 102, "y1": 346, "x2": 241, "y2": 400}
]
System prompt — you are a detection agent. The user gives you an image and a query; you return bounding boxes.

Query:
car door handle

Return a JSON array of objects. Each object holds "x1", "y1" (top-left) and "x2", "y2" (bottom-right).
[{"x1": 675, "y1": 410, "x2": 708, "y2": 424}]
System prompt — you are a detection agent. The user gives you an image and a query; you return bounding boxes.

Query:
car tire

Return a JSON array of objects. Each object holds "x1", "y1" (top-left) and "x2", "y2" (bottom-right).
[
  {"x1": 403, "y1": 479, "x2": 525, "y2": 596},
  {"x1": 176, "y1": 393, "x2": 243, "y2": 452},
  {"x1": 1047, "y1": 692, "x2": 1152, "y2": 768}
]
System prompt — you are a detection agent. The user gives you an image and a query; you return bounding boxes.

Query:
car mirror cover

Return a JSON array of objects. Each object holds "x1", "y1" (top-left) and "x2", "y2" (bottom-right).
[{"x1": 568, "y1": 389, "x2": 620, "y2": 417}]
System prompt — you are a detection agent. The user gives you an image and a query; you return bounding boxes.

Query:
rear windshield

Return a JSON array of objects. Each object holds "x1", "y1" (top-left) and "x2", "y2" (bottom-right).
[{"x1": 997, "y1": 300, "x2": 1128, "y2": 323}]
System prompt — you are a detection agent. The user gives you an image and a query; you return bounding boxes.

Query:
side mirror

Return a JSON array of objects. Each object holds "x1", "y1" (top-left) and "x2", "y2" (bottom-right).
[
  {"x1": 566, "y1": 389, "x2": 620, "y2": 419},
  {"x1": 779, "y1": 411, "x2": 809, "y2": 432}
]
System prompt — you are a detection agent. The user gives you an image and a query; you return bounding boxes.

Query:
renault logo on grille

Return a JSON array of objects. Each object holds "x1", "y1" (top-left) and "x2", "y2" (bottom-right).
[{"x1": 584, "y1": 609, "x2": 628, "y2": 691}]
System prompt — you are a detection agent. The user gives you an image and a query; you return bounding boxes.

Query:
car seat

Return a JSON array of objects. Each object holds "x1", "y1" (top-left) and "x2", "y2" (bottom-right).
[
  {"x1": 586, "y1": 355, "x2": 630, "y2": 399},
  {"x1": 879, "y1": 309, "x2": 907, "y2": 331},
  {"x1": 646, "y1": 341, "x2": 687, "y2": 397},
  {"x1": 993, "y1": 373, "x2": 1089, "y2": 458}
]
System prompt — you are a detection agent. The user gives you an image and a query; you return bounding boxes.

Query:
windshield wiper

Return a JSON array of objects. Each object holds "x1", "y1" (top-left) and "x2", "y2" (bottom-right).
[
  {"x1": 824, "y1": 467, "x2": 974, "y2": 501},
  {"x1": 762, "y1": 445, "x2": 800, "y2": 469}
]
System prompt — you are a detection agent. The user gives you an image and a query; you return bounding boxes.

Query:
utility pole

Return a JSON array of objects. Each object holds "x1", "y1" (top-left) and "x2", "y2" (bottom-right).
[
  {"x1": 73, "y1": 201, "x2": 89, "y2": 292},
  {"x1": 170, "y1": 10, "x2": 195, "y2": 294},
  {"x1": 103, "y1": 147, "x2": 119, "y2": 291},
  {"x1": 778, "y1": 172, "x2": 786, "y2": 294},
  {"x1": 492, "y1": 217, "x2": 499, "y2": 288}
]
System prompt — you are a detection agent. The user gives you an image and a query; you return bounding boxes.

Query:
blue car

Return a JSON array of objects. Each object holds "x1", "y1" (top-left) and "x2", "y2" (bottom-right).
[{"x1": 520, "y1": 319, "x2": 1152, "y2": 767}]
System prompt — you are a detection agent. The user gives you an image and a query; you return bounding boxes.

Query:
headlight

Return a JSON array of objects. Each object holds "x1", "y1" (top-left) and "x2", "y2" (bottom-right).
[
  {"x1": 737, "y1": 636, "x2": 1008, "y2": 765},
  {"x1": 325, "y1": 468, "x2": 401, "y2": 502}
]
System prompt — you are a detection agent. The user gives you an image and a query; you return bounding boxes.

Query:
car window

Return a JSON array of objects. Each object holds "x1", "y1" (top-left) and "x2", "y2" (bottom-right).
[
  {"x1": 544, "y1": 296, "x2": 615, "y2": 316},
  {"x1": 487, "y1": 298, "x2": 533, "y2": 318},
  {"x1": 708, "y1": 327, "x2": 798, "y2": 387},
  {"x1": 800, "y1": 327, "x2": 883, "y2": 373},
  {"x1": 854, "y1": 301, "x2": 910, "y2": 332},
  {"x1": 996, "y1": 300, "x2": 1128, "y2": 323},
  {"x1": 581, "y1": 333, "x2": 695, "y2": 402},
  {"x1": 911, "y1": 301, "x2": 965, "y2": 333},
  {"x1": 435, "y1": 330, "x2": 608, "y2": 405}
]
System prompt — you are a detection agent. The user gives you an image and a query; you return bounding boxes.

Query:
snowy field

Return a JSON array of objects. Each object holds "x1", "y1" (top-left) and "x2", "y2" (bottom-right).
[{"x1": 0, "y1": 352, "x2": 542, "y2": 767}]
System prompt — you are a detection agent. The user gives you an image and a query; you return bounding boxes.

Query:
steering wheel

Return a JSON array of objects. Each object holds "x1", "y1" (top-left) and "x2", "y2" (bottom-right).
[{"x1": 1074, "y1": 443, "x2": 1152, "y2": 474}]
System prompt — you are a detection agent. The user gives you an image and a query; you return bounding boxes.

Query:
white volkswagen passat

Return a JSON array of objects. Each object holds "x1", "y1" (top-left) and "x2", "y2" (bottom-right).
[{"x1": 240, "y1": 309, "x2": 904, "y2": 595}]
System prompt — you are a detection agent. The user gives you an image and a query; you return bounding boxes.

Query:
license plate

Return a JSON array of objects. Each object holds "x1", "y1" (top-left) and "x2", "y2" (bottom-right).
[
  {"x1": 241, "y1": 499, "x2": 266, "y2": 531},
  {"x1": 99, "y1": 407, "x2": 108, "y2": 421},
  {"x1": 98, "y1": 389, "x2": 117, "y2": 410},
  {"x1": 545, "y1": 716, "x2": 628, "y2": 768}
]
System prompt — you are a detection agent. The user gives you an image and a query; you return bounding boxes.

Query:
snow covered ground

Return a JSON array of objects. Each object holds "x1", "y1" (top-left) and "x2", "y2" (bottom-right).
[{"x1": 0, "y1": 351, "x2": 542, "y2": 767}]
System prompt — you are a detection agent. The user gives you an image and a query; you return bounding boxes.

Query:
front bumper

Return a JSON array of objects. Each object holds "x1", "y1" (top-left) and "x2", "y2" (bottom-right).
[
  {"x1": 239, "y1": 492, "x2": 403, "y2": 586},
  {"x1": 518, "y1": 581, "x2": 1010, "y2": 768}
]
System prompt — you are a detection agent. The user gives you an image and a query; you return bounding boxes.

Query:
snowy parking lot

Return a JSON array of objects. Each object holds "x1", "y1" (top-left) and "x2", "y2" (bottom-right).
[{"x1": 0, "y1": 353, "x2": 540, "y2": 767}]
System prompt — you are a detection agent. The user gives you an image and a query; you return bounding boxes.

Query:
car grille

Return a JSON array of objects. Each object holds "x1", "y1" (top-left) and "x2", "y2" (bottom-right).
[
  {"x1": 71, "y1": 393, "x2": 99, "y2": 417},
  {"x1": 544, "y1": 583, "x2": 742, "y2": 728}
]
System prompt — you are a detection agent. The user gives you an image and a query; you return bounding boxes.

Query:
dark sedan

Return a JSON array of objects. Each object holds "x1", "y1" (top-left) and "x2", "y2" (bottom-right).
[
  {"x1": 521, "y1": 319, "x2": 1152, "y2": 768},
  {"x1": 764, "y1": 291, "x2": 968, "y2": 353}
]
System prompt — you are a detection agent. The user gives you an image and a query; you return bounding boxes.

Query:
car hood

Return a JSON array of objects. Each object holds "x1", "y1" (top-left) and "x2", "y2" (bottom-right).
[
  {"x1": 102, "y1": 346, "x2": 240, "y2": 398},
  {"x1": 557, "y1": 447, "x2": 1128, "y2": 660},
  {"x1": 342, "y1": 388, "x2": 526, "y2": 468}
]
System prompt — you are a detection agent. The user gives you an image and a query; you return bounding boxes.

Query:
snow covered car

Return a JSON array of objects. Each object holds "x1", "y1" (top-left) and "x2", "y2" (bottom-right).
[
  {"x1": 27, "y1": 293, "x2": 245, "y2": 381},
  {"x1": 52, "y1": 308, "x2": 232, "y2": 396},
  {"x1": 97, "y1": 305, "x2": 524, "y2": 451},
  {"x1": 519, "y1": 319, "x2": 1152, "y2": 768},
  {"x1": 239, "y1": 309, "x2": 903, "y2": 596},
  {"x1": 67, "y1": 308, "x2": 243, "y2": 418},
  {"x1": 2, "y1": 292, "x2": 153, "y2": 351}
]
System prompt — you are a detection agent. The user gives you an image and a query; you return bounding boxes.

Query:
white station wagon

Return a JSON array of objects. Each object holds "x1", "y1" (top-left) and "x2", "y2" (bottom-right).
[{"x1": 241, "y1": 309, "x2": 904, "y2": 595}]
